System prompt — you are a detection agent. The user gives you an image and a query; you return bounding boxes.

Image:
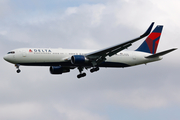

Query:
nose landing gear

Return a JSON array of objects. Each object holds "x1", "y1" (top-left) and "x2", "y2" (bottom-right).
[{"x1": 15, "y1": 64, "x2": 21, "y2": 73}]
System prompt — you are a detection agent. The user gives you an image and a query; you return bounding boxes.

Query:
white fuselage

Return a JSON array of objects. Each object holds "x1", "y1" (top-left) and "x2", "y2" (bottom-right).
[{"x1": 3, "y1": 48, "x2": 162, "y2": 68}]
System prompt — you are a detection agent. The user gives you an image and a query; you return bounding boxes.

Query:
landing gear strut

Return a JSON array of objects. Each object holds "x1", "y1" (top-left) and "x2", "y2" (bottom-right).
[
  {"x1": 77, "y1": 66, "x2": 86, "y2": 78},
  {"x1": 15, "y1": 64, "x2": 21, "y2": 73}
]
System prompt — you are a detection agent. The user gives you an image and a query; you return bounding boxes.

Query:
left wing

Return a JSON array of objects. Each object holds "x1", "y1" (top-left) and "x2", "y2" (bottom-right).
[{"x1": 85, "y1": 22, "x2": 154, "y2": 66}]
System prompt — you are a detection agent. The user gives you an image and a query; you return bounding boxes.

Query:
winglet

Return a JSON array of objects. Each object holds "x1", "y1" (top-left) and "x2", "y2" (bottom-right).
[{"x1": 140, "y1": 22, "x2": 155, "y2": 38}]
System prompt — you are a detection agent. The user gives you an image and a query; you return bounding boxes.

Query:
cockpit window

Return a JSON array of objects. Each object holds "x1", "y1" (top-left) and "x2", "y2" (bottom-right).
[{"x1": 7, "y1": 51, "x2": 15, "y2": 54}]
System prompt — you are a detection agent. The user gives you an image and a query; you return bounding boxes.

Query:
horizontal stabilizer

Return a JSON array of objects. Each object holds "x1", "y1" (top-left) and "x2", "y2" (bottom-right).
[{"x1": 145, "y1": 48, "x2": 177, "y2": 58}]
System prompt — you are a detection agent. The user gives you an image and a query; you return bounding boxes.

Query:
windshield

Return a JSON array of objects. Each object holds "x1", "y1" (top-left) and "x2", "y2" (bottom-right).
[{"x1": 7, "y1": 51, "x2": 15, "y2": 54}]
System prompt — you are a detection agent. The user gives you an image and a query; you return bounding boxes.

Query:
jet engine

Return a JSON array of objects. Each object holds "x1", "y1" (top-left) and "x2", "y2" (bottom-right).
[
  {"x1": 71, "y1": 55, "x2": 89, "y2": 65},
  {"x1": 50, "y1": 66, "x2": 70, "y2": 74}
]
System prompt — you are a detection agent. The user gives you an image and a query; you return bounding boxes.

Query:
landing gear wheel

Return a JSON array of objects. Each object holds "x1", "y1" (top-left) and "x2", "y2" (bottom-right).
[
  {"x1": 90, "y1": 69, "x2": 94, "y2": 73},
  {"x1": 77, "y1": 74, "x2": 81, "y2": 78},
  {"x1": 77, "y1": 73, "x2": 86, "y2": 78},
  {"x1": 82, "y1": 73, "x2": 86, "y2": 77},
  {"x1": 17, "y1": 69, "x2": 21, "y2": 73},
  {"x1": 90, "y1": 67, "x2": 99, "y2": 73}
]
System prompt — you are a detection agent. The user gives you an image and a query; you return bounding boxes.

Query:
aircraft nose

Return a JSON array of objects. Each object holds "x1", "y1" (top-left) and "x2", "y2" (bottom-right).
[
  {"x1": 3, "y1": 55, "x2": 12, "y2": 62},
  {"x1": 3, "y1": 55, "x2": 8, "y2": 61}
]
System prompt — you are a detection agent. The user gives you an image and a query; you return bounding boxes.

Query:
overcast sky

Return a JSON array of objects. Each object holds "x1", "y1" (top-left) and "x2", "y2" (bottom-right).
[{"x1": 0, "y1": 0, "x2": 180, "y2": 120}]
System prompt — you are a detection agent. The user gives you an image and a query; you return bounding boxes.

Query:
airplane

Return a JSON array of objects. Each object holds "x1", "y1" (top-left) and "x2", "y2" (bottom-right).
[{"x1": 3, "y1": 22, "x2": 177, "y2": 78}]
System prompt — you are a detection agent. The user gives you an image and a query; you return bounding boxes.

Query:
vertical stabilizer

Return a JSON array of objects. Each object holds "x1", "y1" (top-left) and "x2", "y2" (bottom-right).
[{"x1": 136, "y1": 25, "x2": 163, "y2": 54}]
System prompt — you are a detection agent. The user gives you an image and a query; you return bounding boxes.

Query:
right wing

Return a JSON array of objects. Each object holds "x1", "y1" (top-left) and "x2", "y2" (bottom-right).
[{"x1": 85, "y1": 22, "x2": 155, "y2": 66}]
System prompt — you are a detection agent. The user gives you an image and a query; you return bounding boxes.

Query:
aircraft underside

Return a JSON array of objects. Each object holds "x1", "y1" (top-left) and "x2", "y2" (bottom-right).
[
  {"x1": 18, "y1": 61, "x2": 130, "y2": 68},
  {"x1": 15, "y1": 61, "x2": 130, "y2": 78}
]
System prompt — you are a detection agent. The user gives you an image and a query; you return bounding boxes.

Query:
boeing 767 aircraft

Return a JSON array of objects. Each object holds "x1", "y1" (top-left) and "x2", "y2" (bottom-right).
[{"x1": 3, "y1": 22, "x2": 177, "y2": 78}]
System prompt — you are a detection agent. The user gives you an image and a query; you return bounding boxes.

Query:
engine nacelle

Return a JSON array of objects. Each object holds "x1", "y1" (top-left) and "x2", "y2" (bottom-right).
[
  {"x1": 49, "y1": 66, "x2": 70, "y2": 74},
  {"x1": 71, "y1": 55, "x2": 89, "y2": 65}
]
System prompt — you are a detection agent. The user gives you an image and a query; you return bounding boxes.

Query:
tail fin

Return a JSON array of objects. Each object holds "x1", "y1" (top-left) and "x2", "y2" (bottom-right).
[{"x1": 136, "y1": 25, "x2": 163, "y2": 54}]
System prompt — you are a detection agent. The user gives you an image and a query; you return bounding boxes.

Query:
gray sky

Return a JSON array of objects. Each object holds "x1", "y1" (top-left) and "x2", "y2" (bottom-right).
[{"x1": 0, "y1": 0, "x2": 180, "y2": 120}]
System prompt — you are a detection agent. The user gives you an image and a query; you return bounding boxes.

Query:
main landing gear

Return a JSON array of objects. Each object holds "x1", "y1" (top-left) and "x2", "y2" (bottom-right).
[
  {"x1": 77, "y1": 66, "x2": 86, "y2": 79},
  {"x1": 90, "y1": 67, "x2": 99, "y2": 73},
  {"x1": 77, "y1": 66, "x2": 100, "y2": 79},
  {"x1": 15, "y1": 64, "x2": 21, "y2": 73}
]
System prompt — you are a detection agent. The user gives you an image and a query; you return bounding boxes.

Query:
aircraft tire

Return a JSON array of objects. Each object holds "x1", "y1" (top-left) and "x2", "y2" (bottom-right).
[
  {"x1": 82, "y1": 73, "x2": 86, "y2": 77},
  {"x1": 77, "y1": 73, "x2": 86, "y2": 78},
  {"x1": 90, "y1": 69, "x2": 94, "y2": 73},
  {"x1": 17, "y1": 69, "x2": 21, "y2": 73},
  {"x1": 90, "y1": 67, "x2": 99, "y2": 73}
]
